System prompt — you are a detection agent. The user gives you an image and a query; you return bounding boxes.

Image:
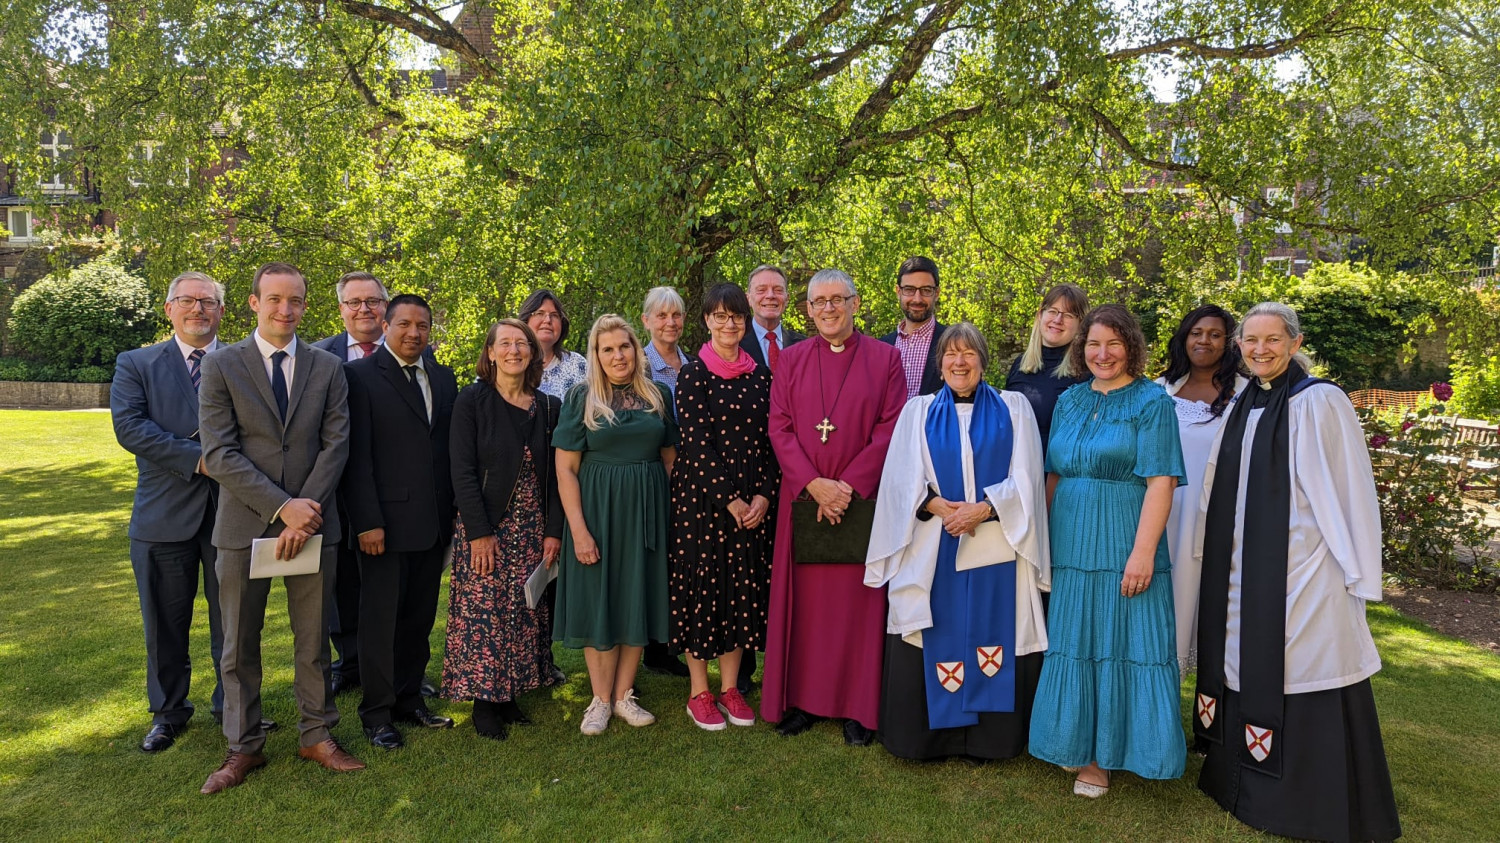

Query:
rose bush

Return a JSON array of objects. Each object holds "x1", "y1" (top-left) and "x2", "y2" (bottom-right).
[{"x1": 1360, "y1": 388, "x2": 1500, "y2": 591}]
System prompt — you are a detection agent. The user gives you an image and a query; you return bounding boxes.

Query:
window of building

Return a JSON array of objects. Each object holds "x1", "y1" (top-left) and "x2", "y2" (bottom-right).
[
  {"x1": 6, "y1": 209, "x2": 34, "y2": 243},
  {"x1": 40, "y1": 129, "x2": 75, "y2": 193},
  {"x1": 1264, "y1": 187, "x2": 1294, "y2": 234},
  {"x1": 128, "y1": 141, "x2": 159, "y2": 187}
]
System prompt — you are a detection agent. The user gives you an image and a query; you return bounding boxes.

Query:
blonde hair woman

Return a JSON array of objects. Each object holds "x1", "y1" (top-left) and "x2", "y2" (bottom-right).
[
  {"x1": 553, "y1": 314, "x2": 678, "y2": 735},
  {"x1": 1005, "y1": 284, "x2": 1089, "y2": 454}
]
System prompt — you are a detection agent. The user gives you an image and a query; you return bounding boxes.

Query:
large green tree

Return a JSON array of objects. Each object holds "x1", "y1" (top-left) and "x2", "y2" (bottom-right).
[{"x1": 1, "y1": 0, "x2": 1496, "y2": 366}]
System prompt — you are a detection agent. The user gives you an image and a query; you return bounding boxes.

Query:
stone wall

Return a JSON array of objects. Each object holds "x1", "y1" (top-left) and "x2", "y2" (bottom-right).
[{"x1": 0, "y1": 381, "x2": 111, "y2": 409}]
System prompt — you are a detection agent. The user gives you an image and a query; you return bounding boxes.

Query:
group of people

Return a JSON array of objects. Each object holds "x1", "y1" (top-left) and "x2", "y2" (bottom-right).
[{"x1": 109, "y1": 256, "x2": 1401, "y2": 841}]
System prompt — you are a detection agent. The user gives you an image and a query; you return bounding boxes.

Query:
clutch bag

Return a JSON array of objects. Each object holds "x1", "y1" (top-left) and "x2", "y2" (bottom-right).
[{"x1": 792, "y1": 499, "x2": 876, "y2": 564}]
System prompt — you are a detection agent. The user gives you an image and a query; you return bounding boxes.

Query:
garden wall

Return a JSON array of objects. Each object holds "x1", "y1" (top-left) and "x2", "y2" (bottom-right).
[{"x1": 0, "y1": 381, "x2": 110, "y2": 409}]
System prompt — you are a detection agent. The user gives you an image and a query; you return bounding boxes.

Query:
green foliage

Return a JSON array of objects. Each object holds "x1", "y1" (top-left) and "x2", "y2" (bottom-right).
[
  {"x1": 6, "y1": 256, "x2": 158, "y2": 378},
  {"x1": 0, "y1": 357, "x2": 112, "y2": 383},
  {"x1": 1360, "y1": 398, "x2": 1499, "y2": 591},
  {"x1": 1451, "y1": 357, "x2": 1500, "y2": 422}
]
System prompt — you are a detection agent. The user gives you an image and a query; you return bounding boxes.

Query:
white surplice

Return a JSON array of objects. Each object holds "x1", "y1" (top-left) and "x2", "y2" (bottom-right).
[
  {"x1": 1194, "y1": 383, "x2": 1384, "y2": 694},
  {"x1": 865, "y1": 391, "x2": 1050, "y2": 656}
]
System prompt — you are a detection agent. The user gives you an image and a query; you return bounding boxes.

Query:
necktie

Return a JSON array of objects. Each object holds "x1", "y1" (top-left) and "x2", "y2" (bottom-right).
[
  {"x1": 766, "y1": 331, "x2": 780, "y2": 372},
  {"x1": 404, "y1": 364, "x2": 430, "y2": 423},
  {"x1": 188, "y1": 349, "x2": 204, "y2": 393},
  {"x1": 270, "y1": 350, "x2": 289, "y2": 421},
  {"x1": 356, "y1": 341, "x2": 377, "y2": 359}
]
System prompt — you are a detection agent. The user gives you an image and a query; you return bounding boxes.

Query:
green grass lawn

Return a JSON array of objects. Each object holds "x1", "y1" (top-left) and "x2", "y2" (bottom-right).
[{"x1": 1, "y1": 408, "x2": 1497, "y2": 841}]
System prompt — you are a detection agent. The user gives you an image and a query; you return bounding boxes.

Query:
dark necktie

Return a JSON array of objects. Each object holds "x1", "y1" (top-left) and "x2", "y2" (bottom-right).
[
  {"x1": 270, "y1": 350, "x2": 289, "y2": 421},
  {"x1": 404, "y1": 364, "x2": 430, "y2": 423},
  {"x1": 766, "y1": 331, "x2": 780, "y2": 372},
  {"x1": 188, "y1": 348, "x2": 204, "y2": 393},
  {"x1": 356, "y1": 341, "x2": 377, "y2": 359}
]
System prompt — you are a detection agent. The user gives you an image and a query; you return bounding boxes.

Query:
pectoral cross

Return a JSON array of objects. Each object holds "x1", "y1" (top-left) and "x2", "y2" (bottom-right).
[{"x1": 816, "y1": 416, "x2": 836, "y2": 444}]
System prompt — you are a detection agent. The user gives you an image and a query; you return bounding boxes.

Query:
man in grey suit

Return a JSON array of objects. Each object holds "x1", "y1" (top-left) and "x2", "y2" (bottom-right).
[
  {"x1": 311, "y1": 270, "x2": 390, "y2": 697},
  {"x1": 740, "y1": 264, "x2": 806, "y2": 373},
  {"x1": 112, "y1": 271, "x2": 273, "y2": 752},
  {"x1": 198, "y1": 262, "x2": 364, "y2": 794}
]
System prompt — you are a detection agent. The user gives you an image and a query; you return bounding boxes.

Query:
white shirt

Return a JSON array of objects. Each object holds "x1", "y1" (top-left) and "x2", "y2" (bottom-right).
[
  {"x1": 393, "y1": 350, "x2": 432, "y2": 422},
  {"x1": 344, "y1": 333, "x2": 383, "y2": 361},
  {"x1": 1194, "y1": 384, "x2": 1385, "y2": 694},
  {"x1": 253, "y1": 330, "x2": 296, "y2": 392},
  {"x1": 865, "y1": 391, "x2": 1051, "y2": 656},
  {"x1": 751, "y1": 320, "x2": 786, "y2": 360},
  {"x1": 174, "y1": 335, "x2": 220, "y2": 370}
]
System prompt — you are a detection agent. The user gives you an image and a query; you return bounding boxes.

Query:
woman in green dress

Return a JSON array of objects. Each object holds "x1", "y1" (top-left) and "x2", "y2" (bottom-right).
[{"x1": 554, "y1": 314, "x2": 678, "y2": 736}]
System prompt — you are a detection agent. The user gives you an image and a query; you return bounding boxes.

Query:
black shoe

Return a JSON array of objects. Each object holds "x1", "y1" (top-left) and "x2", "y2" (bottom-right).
[
  {"x1": 643, "y1": 655, "x2": 690, "y2": 677},
  {"x1": 498, "y1": 701, "x2": 532, "y2": 726},
  {"x1": 363, "y1": 723, "x2": 404, "y2": 750},
  {"x1": 472, "y1": 700, "x2": 509, "y2": 740},
  {"x1": 420, "y1": 679, "x2": 438, "y2": 698},
  {"x1": 395, "y1": 707, "x2": 454, "y2": 729},
  {"x1": 141, "y1": 723, "x2": 183, "y2": 753},
  {"x1": 260, "y1": 718, "x2": 278, "y2": 733},
  {"x1": 775, "y1": 708, "x2": 820, "y2": 738},
  {"x1": 842, "y1": 719, "x2": 874, "y2": 747},
  {"x1": 331, "y1": 673, "x2": 360, "y2": 697}
]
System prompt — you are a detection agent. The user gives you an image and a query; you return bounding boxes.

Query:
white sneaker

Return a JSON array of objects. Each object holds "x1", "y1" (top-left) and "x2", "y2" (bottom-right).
[
  {"x1": 613, "y1": 691, "x2": 656, "y2": 727},
  {"x1": 580, "y1": 696, "x2": 612, "y2": 735}
]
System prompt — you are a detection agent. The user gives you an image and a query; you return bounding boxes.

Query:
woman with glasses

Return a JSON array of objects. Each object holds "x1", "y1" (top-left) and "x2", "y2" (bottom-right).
[
  {"x1": 519, "y1": 289, "x2": 587, "y2": 399},
  {"x1": 669, "y1": 284, "x2": 779, "y2": 730},
  {"x1": 1005, "y1": 284, "x2": 1090, "y2": 454}
]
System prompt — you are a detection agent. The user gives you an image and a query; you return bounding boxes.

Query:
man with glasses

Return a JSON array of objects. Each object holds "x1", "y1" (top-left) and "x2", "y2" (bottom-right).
[
  {"x1": 879, "y1": 256, "x2": 946, "y2": 400},
  {"x1": 113, "y1": 271, "x2": 279, "y2": 752},
  {"x1": 312, "y1": 272, "x2": 390, "y2": 698},
  {"x1": 762, "y1": 269, "x2": 906, "y2": 746}
]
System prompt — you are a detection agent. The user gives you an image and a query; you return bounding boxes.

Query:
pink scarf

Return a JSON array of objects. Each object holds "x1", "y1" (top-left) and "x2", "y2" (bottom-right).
[{"x1": 698, "y1": 343, "x2": 758, "y2": 379}]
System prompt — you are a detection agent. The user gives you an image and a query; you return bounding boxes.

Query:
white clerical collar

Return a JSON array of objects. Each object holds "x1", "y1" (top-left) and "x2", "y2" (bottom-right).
[
  {"x1": 174, "y1": 335, "x2": 218, "y2": 361},
  {"x1": 253, "y1": 329, "x2": 297, "y2": 360}
]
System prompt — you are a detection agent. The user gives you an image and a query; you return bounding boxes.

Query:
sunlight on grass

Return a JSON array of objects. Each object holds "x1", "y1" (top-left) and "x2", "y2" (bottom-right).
[{"x1": 2, "y1": 408, "x2": 1499, "y2": 840}]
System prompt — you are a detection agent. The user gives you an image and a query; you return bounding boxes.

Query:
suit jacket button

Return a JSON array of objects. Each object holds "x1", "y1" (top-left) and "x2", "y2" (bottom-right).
[{"x1": 283, "y1": 445, "x2": 290, "y2": 452}]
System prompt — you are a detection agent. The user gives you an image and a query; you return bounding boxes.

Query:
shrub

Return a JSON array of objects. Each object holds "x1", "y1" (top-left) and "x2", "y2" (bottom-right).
[
  {"x1": 1360, "y1": 387, "x2": 1500, "y2": 591},
  {"x1": 1450, "y1": 356, "x2": 1500, "y2": 422},
  {"x1": 8, "y1": 257, "x2": 158, "y2": 375}
]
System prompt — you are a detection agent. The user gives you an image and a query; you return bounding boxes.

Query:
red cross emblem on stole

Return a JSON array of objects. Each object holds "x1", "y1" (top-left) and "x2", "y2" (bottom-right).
[
  {"x1": 977, "y1": 646, "x2": 1004, "y2": 677},
  {"x1": 936, "y1": 661, "x2": 964, "y2": 693},
  {"x1": 1245, "y1": 724, "x2": 1274, "y2": 762},
  {"x1": 1196, "y1": 693, "x2": 1216, "y2": 729}
]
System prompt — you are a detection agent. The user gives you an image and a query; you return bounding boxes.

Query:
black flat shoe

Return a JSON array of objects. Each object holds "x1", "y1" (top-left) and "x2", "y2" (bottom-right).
[
  {"x1": 140, "y1": 723, "x2": 182, "y2": 753},
  {"x1": 331, "y1": 674, "x2": 360, "y2": 697},
  {"x1": 396, "y1": 707, "x2": 454, "y2": 729},
  {"x1": 643, "y1": 656, "x2": 691, "y2": 677},
  {"x1": 775, "y1": 708, "x2": 820, "y2": 737},
  {"x1": 420, "y1": 679, "x2": 438, "y2": 698},
  {"x1": 260, "y1": 717, "x2": 278, "y2": 733},
  {"x1": 498, "y1": 701, "x2": 532, "y2": 726},
  {"x1": 363, "y1": 723, "x2": 404, "y2": 750},
  {"x1": 842, "y1": 719, "x2": 875, "y2": 747}
]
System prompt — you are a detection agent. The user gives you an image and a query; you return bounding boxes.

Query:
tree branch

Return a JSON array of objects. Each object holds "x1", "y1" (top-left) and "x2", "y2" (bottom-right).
[
  {"x1": 335, "y1": 0, "x2": 499, "y2": 79},
  {"x1": 843, "y1": 0, "x2": 965, "y2": 140},
  {"x1": 778, "y1": 0, "x2": 854, "y2": 56},
  {"x1": 1108, "y1": 2, "x2": 1368, "y2": 62}
]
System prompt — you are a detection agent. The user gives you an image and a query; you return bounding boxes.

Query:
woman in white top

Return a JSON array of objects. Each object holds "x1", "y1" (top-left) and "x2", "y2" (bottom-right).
[
  {"x1": 1153, "y1": 304, "x2": 1246, "y2": 675},
  {"x1": 1194, "y1": 302, "x2": 1399, "y2": 842}
]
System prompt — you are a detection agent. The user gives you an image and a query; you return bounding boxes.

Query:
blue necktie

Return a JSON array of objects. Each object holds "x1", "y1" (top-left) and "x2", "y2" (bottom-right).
[
  {"x1": 270, "y1": 350, "x2": 289, "y2": 420},
  {"x1": 188, "y1": 349, "x2": 204, "y2": 393}
]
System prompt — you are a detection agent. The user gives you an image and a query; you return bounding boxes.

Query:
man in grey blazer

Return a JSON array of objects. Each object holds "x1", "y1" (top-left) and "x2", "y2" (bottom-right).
[{"x1": 198, "y1": 262, "x2": 364, "y2": 794}]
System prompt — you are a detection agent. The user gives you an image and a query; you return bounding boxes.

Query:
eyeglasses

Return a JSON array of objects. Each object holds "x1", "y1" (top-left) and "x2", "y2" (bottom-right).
[
  {"x1": 342, "y1": 298, "x2": 387, "y2": 311},
  {"x1": 168, "y1": 296, "x2": 221, "y2": 310},
  {"x1": 493, "y1": 340, "x2": 531, "y2": 352},
  {"x1": 707, "y1": 312, "x2": 746, "y2": 326},
  {"x1": 898, "y1": 285, "x2": 938, "y2": 298},
  {"x1": 809, "y1": 295, "x2": 857, "y2": 311},
  {"x1": 1041, "y1": 308, "x2": 1079, "y2": 323},
  {"x1": 528, "y1": 311, "x2": 561, "y2": 323}
]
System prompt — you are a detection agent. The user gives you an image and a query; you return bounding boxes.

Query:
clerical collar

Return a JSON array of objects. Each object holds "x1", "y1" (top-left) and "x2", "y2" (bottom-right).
[
  {"x1": 825, "y1": 332, "x2": 856, "y2": 353},
  {"x1": 953, "y1": 392, "x2": 975, "y2": 404}
]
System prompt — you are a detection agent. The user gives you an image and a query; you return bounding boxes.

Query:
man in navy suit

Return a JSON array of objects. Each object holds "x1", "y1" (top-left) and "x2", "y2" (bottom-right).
[
  {"x1": 740, "y1": 264, "x2": 805, "y2": 373},
  {"x1": 341, "y1": 294, "x2": 458, "y2": 749},
  {"x1": 879, "y1": 255, "x2": 947, "y2": 400},
  {"x1": 112, "y1": 271, "x2": 276, "y2": 752},
  {"x1": 311, "y1": 271, "x2": 389, "y2": 697}
]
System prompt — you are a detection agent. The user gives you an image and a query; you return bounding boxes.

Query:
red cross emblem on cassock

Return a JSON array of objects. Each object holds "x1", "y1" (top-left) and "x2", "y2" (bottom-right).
[
  {"x1": 936, "y1": 661, "x2": 964, "y2": 693},
  {"x1": 1245, "y1": 724, "x2": 1274, "y2": 763},
  {"x1": 1196, "y1": 693, "x2": 1216, "y2": 729},
  {"x1": 977, "y1": 646, "x2": 1004, "y2": 677}
]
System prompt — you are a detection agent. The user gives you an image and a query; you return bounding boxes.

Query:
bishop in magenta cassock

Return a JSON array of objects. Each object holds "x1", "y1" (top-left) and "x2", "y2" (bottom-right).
[{"x1": 762, "y1": 269, "x2": 906, "y2": 746}]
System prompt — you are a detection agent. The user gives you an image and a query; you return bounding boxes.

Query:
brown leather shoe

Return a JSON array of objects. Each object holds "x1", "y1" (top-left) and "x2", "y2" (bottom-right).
[
  {"x1": 200, "y1": 751, "x2": 267, "y2": 794},
  {"x1": 297, "y1": 739, "x2": 366, "y2": 772}
]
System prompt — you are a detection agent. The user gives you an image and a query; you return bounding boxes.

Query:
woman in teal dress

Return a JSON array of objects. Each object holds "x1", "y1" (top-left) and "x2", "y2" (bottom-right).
[
  {"x1": 554, "y1": 314, "x2": 678, "y2": 736},
  {"x1": 1028, "y1": 304, "x2": 1187, "y2": 797}
]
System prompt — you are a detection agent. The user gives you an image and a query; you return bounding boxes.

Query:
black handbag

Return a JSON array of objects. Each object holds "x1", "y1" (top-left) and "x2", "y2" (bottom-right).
[{"x1": 791, "y1": 498, "x2": 876, "y2": 564}]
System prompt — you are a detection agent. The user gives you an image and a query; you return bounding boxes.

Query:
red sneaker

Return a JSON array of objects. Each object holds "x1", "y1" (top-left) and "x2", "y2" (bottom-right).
[
  {"x1": 718, "y1": 687, "x2": 756, "y2": 727},
  {"x1": 686, "y1": 691, "x2": 726, "y2": 731}
]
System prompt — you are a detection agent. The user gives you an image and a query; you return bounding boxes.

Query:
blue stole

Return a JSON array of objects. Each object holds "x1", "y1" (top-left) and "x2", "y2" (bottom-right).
[{"x1": 922, "y1": 384, "x2": 1018, "y2": 730}]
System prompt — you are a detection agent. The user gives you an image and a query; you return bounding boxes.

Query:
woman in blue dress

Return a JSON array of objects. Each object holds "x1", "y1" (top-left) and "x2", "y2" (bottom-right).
[{"x1": 1028, "y1": 304, "x2": 1186, "y2": 797}]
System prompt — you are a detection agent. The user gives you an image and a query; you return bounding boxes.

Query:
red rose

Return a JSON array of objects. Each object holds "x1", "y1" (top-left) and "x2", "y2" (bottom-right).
[
  {"x1": 1370, "y1": 434, "x2": 1390, "y2": 448},
  {"x1": 1432, "y1": 382, "x2": 1454, "y2": 402},
  {"x1": 1426, "y1": 494, "x2": 1436, "y2": 503},
  {"x1": 1401, "y1": 420, "x2": 1414, "y2": 432}
]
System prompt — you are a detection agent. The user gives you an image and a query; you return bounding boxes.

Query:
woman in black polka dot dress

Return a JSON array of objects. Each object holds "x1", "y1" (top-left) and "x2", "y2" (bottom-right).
[{"x1": 669, "y1": 283, "x2": 780, "y2": 731}]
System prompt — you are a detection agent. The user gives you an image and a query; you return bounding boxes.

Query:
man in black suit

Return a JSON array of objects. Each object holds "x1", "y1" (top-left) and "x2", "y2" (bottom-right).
[
  {"x1": 111, "y1": 271, "x2": 255, "y2": 752},
  {"x1": 740, "y1": 264, "x2": 805, "y2": 373},
  {"x1": 879, "y1": 255, "x2": 947, "y2": 399},
  {"x1": 312, "y1": 271, "x2": 390, "y2": 696},
  {"x1": 341, "y1": 294, "x2": 458, "y2": 749}
]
